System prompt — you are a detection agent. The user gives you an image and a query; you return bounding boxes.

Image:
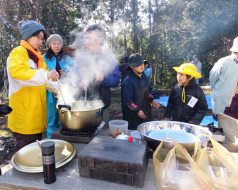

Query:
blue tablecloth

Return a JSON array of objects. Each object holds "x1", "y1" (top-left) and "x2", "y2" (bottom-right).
[
  {"x1": 200, "y1": 115, "x2": 218, "y2": 127},
  {"x1": 155, "y1": 95, "x2": 218, "y2": 126},
  {"x1": 156, "y1": 95, "x2": 211, "y2": 109}
]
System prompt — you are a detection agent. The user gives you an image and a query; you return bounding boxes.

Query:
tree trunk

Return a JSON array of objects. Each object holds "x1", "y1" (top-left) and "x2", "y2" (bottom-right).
[{"x1": 131, "y1": 0, "x2": 139, "y2": 52}]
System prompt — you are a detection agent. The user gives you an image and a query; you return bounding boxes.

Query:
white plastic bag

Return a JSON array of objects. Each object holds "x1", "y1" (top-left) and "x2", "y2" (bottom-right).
[{"x1": 153, "y1": 142, "x2": 213, "y2": 190}]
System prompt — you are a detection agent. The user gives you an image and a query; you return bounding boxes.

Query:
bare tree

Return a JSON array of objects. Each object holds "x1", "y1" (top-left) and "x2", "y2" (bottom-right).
[{"x1": 131, "y1": 0, "x2": 139, "y2": 52}]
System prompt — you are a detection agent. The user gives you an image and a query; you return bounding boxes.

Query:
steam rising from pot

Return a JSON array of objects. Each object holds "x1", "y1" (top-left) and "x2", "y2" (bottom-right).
[{"x1": 59, "y1": 27, "x2": 118, "y2": 104}]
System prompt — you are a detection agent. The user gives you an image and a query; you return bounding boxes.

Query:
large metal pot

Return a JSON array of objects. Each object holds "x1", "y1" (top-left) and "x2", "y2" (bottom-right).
[
  {"x1": 137, "y1": 121, "x2": 212, "y2": 152},
  {"x1": 57, "y1": 100, "x2": 104, "y2": 131}
]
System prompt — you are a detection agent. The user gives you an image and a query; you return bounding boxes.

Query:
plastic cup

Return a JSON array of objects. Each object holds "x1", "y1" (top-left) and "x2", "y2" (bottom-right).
[{"x1": 109, "y1": 120, "x2": 128, "y2": 135}]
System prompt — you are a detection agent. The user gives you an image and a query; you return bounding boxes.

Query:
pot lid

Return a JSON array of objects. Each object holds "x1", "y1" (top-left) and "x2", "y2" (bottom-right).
[{"x1": 11, "y1": 139, "x2": 76, "y2": 173}]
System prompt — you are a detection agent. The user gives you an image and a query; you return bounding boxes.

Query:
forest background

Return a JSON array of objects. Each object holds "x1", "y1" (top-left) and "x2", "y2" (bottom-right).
[{"x1": 1, "y1": 0, "x2": 238, "y2": 94}]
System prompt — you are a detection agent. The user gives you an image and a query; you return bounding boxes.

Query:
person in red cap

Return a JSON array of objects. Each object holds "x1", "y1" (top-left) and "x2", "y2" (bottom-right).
[
  {"x1": 121, "y1": 53, "x2": 160, "y2": 130},
  {"x1": 209, "y1": 37, "x2": 238, "y2": 119}
]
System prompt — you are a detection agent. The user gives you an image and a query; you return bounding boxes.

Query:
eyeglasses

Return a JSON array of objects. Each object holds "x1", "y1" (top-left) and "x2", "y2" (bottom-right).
[{"x1": 34, "y1": 34, "x2": 45, "y2": 42}]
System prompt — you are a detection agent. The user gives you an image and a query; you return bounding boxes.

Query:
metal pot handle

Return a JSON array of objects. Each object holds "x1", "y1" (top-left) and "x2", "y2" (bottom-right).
[{"x1": 58, "y1": 104, "x2": 71, "y2": 111}]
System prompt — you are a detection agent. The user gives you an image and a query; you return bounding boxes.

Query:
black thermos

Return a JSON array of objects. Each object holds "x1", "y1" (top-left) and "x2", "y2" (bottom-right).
[{"x1": 41, "y1": 141, "x2": 56, "y2": 184}]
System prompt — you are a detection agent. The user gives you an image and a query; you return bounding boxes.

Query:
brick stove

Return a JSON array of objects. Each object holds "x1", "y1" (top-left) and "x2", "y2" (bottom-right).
[{"x1": 78, "y1": 135, "x2": 148, "y2": 187}]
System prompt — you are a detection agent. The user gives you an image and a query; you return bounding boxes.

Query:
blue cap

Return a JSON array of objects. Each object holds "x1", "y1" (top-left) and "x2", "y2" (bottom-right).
[
  {"x1": 128, "y1": 53, "x2": 143, "y2": 67},
  {"x1": 18, "y1": 20, "x2": 46, "y2": 40}
]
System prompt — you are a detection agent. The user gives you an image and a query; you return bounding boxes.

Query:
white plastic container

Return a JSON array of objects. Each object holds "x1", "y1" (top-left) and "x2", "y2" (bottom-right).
[{"x1": 109, "y1": 120, "x2": 128, "y2": 135}]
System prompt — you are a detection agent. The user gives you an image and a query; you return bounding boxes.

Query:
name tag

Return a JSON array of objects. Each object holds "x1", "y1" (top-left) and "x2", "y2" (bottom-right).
[{"x1": 187, "y1": 96, "x2": 198, "y2": 108}]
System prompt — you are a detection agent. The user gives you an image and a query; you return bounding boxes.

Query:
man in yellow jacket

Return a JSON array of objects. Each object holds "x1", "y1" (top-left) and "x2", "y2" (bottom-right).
[{"x1": 7, "y1": 20, "x2": 59, "y2": 150}]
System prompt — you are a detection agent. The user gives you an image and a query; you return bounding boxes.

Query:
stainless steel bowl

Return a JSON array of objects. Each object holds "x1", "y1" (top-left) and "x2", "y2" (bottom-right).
[{"x1": 137, "y1": 121, "x2": 212, "y2": 152}]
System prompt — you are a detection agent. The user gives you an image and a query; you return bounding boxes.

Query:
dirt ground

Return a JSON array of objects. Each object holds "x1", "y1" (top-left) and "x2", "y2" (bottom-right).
[
  {"x1": 0, "y1": 117, "x2": 16, "y2": 167},
  {"x1": 0, "y1": 117, "x2": 7, "y2": 129}
]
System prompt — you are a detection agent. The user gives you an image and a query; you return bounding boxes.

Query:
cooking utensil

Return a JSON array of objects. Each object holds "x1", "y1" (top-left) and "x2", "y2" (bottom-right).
[
  {"x1": 57, "y1": 100, "x2": 104, "y2": 131},
  {"x1": 84, "y1": 88, "x2": 87, "y2": 104},
  {"x1": 57, "y1": 80, "x2": 66, "y2": 105},
  {"x1": 0, "y1": 105, "x2": 12, "y2": 117},
  {"x1": 11, "y1": 139, "x2": 76, "y2": 173},
  {"x1": 137, "y1": 121, "x2": 212, "y2": 152}
]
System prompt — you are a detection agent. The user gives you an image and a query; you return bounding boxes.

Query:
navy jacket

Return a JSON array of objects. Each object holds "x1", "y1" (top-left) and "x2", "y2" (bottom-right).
[
  {"x1": 99, "y1": 65, "x2": 121, "y2": 108},
  {"x1": 164, "y1": 79, "x2": 208, "y2": 124},
  {"x1": 121, "y1": 71, "x2": 154, "y2": 130}
]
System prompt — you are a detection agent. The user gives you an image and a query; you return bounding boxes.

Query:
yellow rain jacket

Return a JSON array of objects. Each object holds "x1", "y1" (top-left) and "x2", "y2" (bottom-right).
[{"x1": 7, "y1": 44, "x2": 48, "y2": 134}]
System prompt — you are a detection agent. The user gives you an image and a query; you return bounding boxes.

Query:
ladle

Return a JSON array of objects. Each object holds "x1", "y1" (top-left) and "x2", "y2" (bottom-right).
[
  {"x1": 84, "y1": 88, "x2": 87, "y2": 105},
  {"x1": 57, "y1": 80, "x2": 66, "y2": 105}
]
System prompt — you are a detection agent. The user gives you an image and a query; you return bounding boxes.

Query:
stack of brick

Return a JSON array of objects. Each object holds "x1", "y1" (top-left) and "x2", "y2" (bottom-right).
[{"x1": 78, "y1": 136, "x2": 148, "y2": 187}]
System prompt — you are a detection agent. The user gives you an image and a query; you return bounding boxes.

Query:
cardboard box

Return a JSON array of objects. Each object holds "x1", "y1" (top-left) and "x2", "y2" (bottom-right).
[{"x1": 218, "y1": 113, "x2": 238, "y2": 143}]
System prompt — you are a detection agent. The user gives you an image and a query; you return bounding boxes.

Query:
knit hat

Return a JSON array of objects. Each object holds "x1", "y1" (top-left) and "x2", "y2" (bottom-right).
[
  {"x1": 46, "y1": 34, "x2": 63, "y2": 48},
  {"x1": 18, "y1": 20, "x2": 46, "y2": 40},
  {"x1": 128, "y1": 53, "x2": 143, "y2": 67}
]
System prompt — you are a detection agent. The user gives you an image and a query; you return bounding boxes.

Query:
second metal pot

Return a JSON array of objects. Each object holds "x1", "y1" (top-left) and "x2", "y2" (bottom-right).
[{"x1": 137, "y1": 121, "x2": 212, "y2": 152}]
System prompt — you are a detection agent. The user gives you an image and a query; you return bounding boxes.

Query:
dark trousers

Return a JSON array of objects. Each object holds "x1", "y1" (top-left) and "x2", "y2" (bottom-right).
[
  {"x1": 122, "y1": 106, "x2": 152, "y2": 130},
  {"x1": 12, "y1": 132, "x2": 42, "y2": 151},
  {"x1": 224, "y1": 94, "x2": 238, "y2": 119}
]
